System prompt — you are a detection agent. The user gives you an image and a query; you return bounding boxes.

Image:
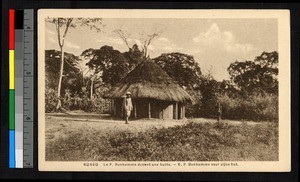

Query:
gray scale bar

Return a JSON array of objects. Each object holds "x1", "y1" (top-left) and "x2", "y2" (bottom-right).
[
  {"x1": 23, "y1": 77, "x2": 33, "y2": 121},
  {"x1": 23, "y1": 9, "x2": 34, "y2": 168},
  {"x1": 15, "y1": 29, "x2": 24, "y2": 168},
  {"x1": 23, "y1": 122, "x2": 33, "y2": 167}
]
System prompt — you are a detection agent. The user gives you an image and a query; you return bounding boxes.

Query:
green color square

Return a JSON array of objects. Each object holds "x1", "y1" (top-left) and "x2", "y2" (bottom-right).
[{"x1": 9, "y1": 90, "x2": 15, "y2": 130}]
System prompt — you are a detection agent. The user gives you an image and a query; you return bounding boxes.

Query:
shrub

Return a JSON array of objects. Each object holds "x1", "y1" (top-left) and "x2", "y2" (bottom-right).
[
  {"x1": 45, "y1": 85, "x2": 111, "y2": 113},
  {"x1": 90, "y1": 97, "x2": 111, "y2": 114},
  {"x1": 45, "y1": 88, "x2": 58, "y2": 113},
  {"x1": 218, "y1": 93, "x2": 278, "y2": 122}
]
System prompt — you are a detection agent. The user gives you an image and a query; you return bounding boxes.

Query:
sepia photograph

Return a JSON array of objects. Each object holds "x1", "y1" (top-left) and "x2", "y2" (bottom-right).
[{"x1": 38, "y1": 9, "x2": 290, "y2": 171}]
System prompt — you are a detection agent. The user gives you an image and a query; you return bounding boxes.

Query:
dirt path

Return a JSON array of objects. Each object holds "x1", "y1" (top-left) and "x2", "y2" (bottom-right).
[
  {"x1": 46, "y1": 115, "x2": 188, "y2": 143},
  {"x1": 45, "y1": 113, "x2": 261, "y2": 143}
]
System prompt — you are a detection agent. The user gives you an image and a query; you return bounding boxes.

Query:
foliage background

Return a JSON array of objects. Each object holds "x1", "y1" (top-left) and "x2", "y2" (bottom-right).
[{"x1": 45, "y1": 45, "x2": 278, "y2": 122}]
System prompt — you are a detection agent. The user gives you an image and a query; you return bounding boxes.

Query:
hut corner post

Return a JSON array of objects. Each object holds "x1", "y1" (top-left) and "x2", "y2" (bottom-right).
[
  {"x1": 182, "y1": 104, "x2": 185, "y2": 118},
  {"x1": 180, "y1": 104, "x2": 183, "y2": 119},
  {"x1": 113, "y1": 99, "x2": 117, "y2": 116},
  {"x1": 110, "y1": 100, "x2": 113, "y2": 119},
  {"x1": 175, "y1": 102, "x2": 178, "y2": 120},
  {"x1": 134, "y1": 101, "x2": 137, "y2": 119},
  {"x1": 148, "y1": 101, "x2": 151, "y2": 119}
]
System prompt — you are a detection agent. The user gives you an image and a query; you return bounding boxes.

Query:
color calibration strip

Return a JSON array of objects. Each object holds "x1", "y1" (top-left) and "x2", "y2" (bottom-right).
[
  {"x1": 9, "y1": 9, "x2": 16, "y2": 168},
  {"x1": 9, "y1": 9, "x2": 34, "y2": 168}
]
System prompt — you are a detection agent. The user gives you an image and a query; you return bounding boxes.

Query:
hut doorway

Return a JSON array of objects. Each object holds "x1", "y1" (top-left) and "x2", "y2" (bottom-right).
[
  {"x1": 177, "y1": 102, "x2": 185, "y2": 119},
  {"x1": 173, "y1": 102, "x2": 185, "y2": 119}
]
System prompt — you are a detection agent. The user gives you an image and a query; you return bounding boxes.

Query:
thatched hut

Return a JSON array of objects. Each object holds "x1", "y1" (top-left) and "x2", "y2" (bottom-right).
[{"x1": 103, "y1": 59, "x2": 192, "y2": 120}]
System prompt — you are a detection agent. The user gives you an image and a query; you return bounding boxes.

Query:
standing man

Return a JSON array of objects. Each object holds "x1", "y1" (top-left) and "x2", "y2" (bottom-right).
[{"x1": 123, "y1": 91, "x2": 133, "y2": 124}]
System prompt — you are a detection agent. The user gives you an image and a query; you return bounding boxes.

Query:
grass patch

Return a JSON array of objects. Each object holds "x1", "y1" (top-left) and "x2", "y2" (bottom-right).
[{"x1": 46, "y1": 121, "x2": 278, "y2": 161}]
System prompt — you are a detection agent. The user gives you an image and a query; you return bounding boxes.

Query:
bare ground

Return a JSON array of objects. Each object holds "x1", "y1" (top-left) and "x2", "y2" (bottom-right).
[{"x1": 45, "y1": 113, "x2": 260, "y2": 144}]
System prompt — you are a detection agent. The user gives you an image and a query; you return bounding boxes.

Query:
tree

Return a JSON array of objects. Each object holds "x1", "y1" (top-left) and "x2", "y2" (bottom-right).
[
  {"x1": 153, "y1": 52, "x2": 202, "y2": 88},
  {"x1": 228, "y1": 51, "x2": 278, "y2": 94},
  {"x1": 82, "y1": 45, "x2": 145, "y2": 97},
  {"x1": 46, "y1": 18, "x2": 103, "y2": 109},
  {"x1": 219, "y1": 79, "x2": 239, "y2": 97},
  {"x1": 198, "y1": 75, "x2": 221, "y2": 118},
  {"x1": 45, "y1": 50, "x2": 83, "y2": 95},
  {"x1": 81, "y1": 46, "x2": 130, "y2": 87},
  {"x1": 122, "y1": 44, "x2": 144, "y2": 70},
  {"x1": 114, "y1": 29, "x2": 131, "y2": 50},
  {"x1": 114, "y1": 29, "x2": 162, "y2": 58},
  {"x1": 139, "y1": 30, "x2": 162, "y2": 58}
]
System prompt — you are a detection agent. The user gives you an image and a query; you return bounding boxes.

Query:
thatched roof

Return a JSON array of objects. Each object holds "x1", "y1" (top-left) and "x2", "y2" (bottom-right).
[{"x1": 103, "y1": 59, "x2": 192, "y2": 103}]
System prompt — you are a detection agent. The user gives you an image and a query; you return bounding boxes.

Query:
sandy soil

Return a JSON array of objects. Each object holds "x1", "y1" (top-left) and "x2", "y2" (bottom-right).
[{"x1": 46, "y1": 115, "x2": 187, "y2": 142}]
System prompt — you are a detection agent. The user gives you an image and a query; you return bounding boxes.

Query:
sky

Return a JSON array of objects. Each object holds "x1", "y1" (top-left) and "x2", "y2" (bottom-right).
[{"x1": 45, "y1": 18, "x2": 278, "y2": 81}]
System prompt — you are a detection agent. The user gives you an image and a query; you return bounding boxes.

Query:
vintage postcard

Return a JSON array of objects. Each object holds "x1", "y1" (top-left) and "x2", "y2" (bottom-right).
[{"x1": 38, "y1": 9, "x2": 290, "y2": 171}]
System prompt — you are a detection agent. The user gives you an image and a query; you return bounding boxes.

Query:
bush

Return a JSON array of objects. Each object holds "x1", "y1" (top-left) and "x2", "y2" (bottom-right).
[
  {"x1": 45, "y1": 87, "x2": 111, "y2": 114},
  {"x1": 219, "y1": 93, "x2": 278, "y2": 121},
  {"x1": 185, "y1": 90, "x2": 201, "y2": 118},
  {"x1": 63, "y1": 93, "x2": 93, "y2": 112},
  {"x1": 90, "y1": 97, "x2": 111, "y2": 114},
  {"x1": 45, "y1": 88, "x2": 58, "y2": 112}
]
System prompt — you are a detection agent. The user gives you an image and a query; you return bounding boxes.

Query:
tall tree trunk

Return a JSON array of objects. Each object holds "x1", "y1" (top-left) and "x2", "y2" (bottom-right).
[
  {"x1": 90, "y1": 75, "x2": 94, "y2": 100},
  {"x1": 143, "y1": 45, "x2": 147, "y2": 58},
  {"x1": 57, "y1": 47, "x2": 64, "y2": 109}
]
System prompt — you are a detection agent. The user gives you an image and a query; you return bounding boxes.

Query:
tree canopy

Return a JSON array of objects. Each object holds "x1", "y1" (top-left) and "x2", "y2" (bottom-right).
[
  {"x1": 122, "y1": 44, "x2": 144, "y2": 71},
  {"x1": 154, "y1": 52, "x2": 202, "y2": 88},
  {"x1": 228, "y1": 51, "x2": 278, "y2": 94},
  {"x1": 81, "y1": 46, "x2": 130, "y2": 85}
]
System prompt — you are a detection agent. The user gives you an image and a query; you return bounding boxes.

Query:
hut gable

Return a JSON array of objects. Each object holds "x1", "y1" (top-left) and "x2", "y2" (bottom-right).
[{"x1": 103, "y1": 59, "x2": 192, "y2": 103}]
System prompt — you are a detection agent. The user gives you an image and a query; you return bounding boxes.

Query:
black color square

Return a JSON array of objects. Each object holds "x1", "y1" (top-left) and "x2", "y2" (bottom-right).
[{"x1": 15, "y1": 9, "x2": 23, "y2": 29}]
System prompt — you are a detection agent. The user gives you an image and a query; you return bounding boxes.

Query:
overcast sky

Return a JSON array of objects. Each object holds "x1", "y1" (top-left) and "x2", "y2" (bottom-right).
[{"x1": 45, "y1": 18, "x2": 278, "y2": 81}]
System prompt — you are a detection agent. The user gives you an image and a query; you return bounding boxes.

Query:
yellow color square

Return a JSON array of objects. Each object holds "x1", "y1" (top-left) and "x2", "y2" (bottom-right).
[{"x1": 9, "y1": 50, "x2": 15, "y2": 89}]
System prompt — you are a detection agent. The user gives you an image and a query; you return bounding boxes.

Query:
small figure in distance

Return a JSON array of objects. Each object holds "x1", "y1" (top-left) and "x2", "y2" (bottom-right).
[
  {"x1": 217, "y1": 102, "x2": 222, "y2": 122},
  {"x1": 123, "y1": 91, "x2": 133, "y2": 124},
  {"x1": 56, "y1": 96, "x2": 66, "y2": 113},
  {"x1": 56, "y1": 96, "x2": 62, "y2": 113}
]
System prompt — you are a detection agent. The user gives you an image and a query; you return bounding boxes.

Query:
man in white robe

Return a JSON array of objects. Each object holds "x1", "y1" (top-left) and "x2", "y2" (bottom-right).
[{"x1": 123, "y1": 91, "x2": 133, "y2": 124}]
